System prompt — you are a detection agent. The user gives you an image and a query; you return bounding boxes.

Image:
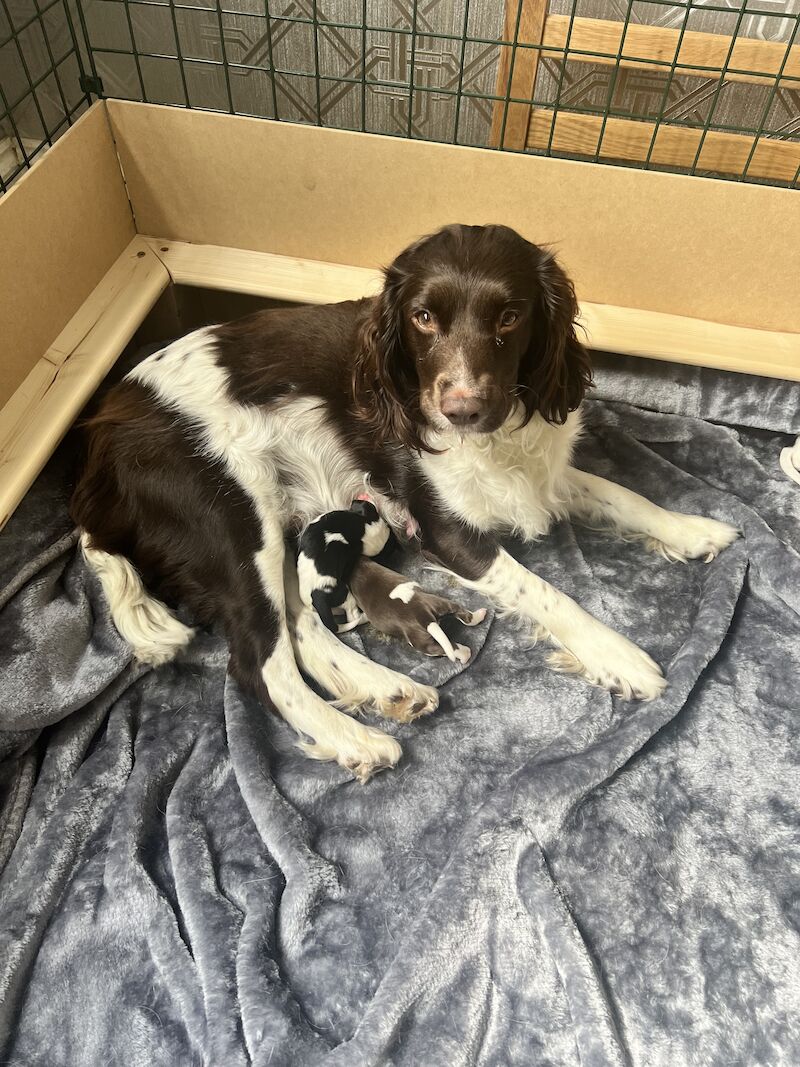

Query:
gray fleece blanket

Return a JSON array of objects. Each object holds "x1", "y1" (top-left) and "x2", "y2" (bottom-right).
[{"x1": 1, "y1": 351, "x2": 799, "y2": 1067}]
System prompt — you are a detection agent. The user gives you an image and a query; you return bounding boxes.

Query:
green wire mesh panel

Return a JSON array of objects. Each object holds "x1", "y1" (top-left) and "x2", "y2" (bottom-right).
[
  {"x1": 0, "y1": 0, "x2": 93, "y2": 189},
  {"x1": 2, "y1": 0, "x2": 799, "y2": 188},
  {"x1": 533, "y1": 0, "x2": 800, "y2": 185},
  {"x1": 77, "y1": 0, "x2": 510, "y2": 144}
]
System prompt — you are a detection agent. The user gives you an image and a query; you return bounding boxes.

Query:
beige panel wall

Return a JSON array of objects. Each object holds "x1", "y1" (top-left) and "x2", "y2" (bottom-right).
[
  {"x1": 0, "y1": 104, "x2": 135, "y2": 408},
  {"x1": 108, "y1": 101, "x2": 799, "y2": 334}
]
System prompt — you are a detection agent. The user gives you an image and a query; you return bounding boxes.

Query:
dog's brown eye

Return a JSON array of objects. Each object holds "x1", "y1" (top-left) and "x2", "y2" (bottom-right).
[
  {"x1": 499, "y1": 309, "x2": 518, "y2": 328},
  {"x1": 413, "y1": 309, "x2": 435, "y2": 330}
]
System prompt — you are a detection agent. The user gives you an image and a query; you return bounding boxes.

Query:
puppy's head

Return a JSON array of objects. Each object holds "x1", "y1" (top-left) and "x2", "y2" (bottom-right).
[
  {"x1": 350, "y1": 498, "x2": 379, "y2": 523},
  {"x1": 351, "y1": 499, "x2": 390, "y2": 557},
  {"x1": 354, "y1": 224, "x2": 591, "y2": 446}
]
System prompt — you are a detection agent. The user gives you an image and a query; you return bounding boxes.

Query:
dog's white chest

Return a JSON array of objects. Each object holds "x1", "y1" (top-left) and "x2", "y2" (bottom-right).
[{"x1": 420, "y1": 409, "x2": 581, "y2": 540}]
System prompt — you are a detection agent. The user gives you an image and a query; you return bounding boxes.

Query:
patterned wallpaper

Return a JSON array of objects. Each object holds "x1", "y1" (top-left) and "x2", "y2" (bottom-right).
[
  {"x1": 88, "y1": 0, "x2": 800, "y2": 147},
  {"x1": 2, "y1": 0, "x2": 799, "y2": 182},
  {"x1": 82, "y1": 0, "x2": 507, "y2": 144}
]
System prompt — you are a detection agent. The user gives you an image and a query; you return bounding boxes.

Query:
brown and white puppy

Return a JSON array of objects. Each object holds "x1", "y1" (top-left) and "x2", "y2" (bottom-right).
[{"x1": 349, "y1": 558, "x2": 486, "y2": 664}]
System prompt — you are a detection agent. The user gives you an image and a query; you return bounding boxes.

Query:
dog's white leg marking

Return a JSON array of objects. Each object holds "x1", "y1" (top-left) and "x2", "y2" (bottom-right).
[
  {"x1": 292, "y1": 611, "x2": 440, "y2": 723},
  {"x1": 284, "y1": 559, "x2": 438, "y2": 723},
  {"x1": 262, "y1": 630, "x2": 401, "y2": 780},
  {"x1": 464, "y1": 548, "x2": 666, "y2": 700},
  {"x1": 567, "y1": 469, "x2": 739, "y2": 563}
]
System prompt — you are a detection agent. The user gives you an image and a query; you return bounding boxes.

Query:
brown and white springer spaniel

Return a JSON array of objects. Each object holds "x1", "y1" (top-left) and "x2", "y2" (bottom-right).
[{"x1": 71, "y1": 225, "x2": 738, "y2": 781}]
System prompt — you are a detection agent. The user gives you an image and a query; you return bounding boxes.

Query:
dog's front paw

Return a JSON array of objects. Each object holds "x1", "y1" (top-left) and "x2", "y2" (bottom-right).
[
  {"x1": 549, "y1": 628, "x2": 666, "y2": 701},
  {"x1": 340, "y1": 728, "x2": 403, "y2": 782},
  {"x1": 299, "y1": 721, "x2": 402, "y2": 782},
  {"x1": 378, "y1": 680, "x2": 439, "y2": 723},
  {"x1": 648, "y1": 514, "x2": 739, "y2": 564}
]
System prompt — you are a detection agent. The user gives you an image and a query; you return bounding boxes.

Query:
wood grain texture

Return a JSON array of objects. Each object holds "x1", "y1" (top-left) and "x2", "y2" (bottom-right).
[
  {"x1": 542, "y1": 15, "x2": 800, "y2": 88},
  {"x1": 527, "y1": 110, "x2": 800, "y2": 182},
  {"x1": 579, "y1": 303, "x2": 800, "y2": 380},
  {"x1": 0, "y1": 239, "x2": 169, "y2": 531},
  {"x1": 148, "y1": 239, "x2": 383, "y2": 303},
  {"x1": 490, "y1": 0, "x2": 548, "y2": 150}
]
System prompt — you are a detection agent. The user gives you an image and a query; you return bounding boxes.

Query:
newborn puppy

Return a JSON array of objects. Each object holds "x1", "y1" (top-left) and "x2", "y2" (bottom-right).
[
  {"x1": 350, "y1": 558, "x2": 486, "y2": 663},
  {"x1": 298, "y1": 501, "x2": 390, "y2": 632}
]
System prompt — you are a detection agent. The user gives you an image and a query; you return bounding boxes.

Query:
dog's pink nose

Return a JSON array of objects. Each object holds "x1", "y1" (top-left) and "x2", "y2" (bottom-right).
[{"x1": 440, "y1": 391, "x2": 485, "y2": 427}]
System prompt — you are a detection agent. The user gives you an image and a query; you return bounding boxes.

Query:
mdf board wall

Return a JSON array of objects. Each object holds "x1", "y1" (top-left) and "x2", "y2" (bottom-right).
[
  {"x1": 107, "y1": 100, "x2": 800, "y2": 335},
  {"x1": 0, "y1": 105, "x2": 135, "y2": 408}
]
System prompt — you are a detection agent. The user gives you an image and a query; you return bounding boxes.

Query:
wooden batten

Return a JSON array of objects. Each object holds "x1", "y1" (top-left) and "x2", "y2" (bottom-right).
[
  {"x1": 150, "y1": 240, "x2": 800, "y2": 381},
  {"x1": 490, "y1": 0, "x2": 548, "y2": 150},
  {"x1": 0, "y1": 239, "x2": 169, "y2": 530},
  {"x1": 147, "y1": 240, "x2": 383, "y2": 304},
  {"x1": 541, "y1": 16, "x2": 800, "y2": 88},
  {"x1": 490, "y1": 4, "x2": 800, "y2": 174},
  {"x1": 578, "y1": 304, "x2": 800, "y2": 381},
  {"x1": 527, "y1": 111, "x2": 800, "y2": 183}
]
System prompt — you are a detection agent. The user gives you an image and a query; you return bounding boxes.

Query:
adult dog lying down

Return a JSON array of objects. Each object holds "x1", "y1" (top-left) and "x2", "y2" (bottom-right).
[{"x1": 71, "y1": 224, "x2": 738, "y2": 781}]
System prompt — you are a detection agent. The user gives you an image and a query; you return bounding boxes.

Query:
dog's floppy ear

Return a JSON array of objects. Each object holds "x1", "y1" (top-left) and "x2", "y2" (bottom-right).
[
  {"x1": 518, "y1": 249, "x2": 592, "y2": 425},
  {"x1": 352, "y1": 261, "x2": 429, "y2": 452}
]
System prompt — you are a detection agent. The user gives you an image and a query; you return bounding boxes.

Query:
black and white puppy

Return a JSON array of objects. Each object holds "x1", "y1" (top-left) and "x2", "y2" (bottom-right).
[{"x1": 297, "y1": 500, "x2": 390, "y2": 632}]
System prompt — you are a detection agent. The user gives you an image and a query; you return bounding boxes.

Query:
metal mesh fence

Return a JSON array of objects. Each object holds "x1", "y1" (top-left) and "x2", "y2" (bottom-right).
[
  {"x1": 0, "y1": 0, "x2": 93, "y2": 189},
  {"x1": 2, "y1": 0, "x2": 799, "y2": 191}
]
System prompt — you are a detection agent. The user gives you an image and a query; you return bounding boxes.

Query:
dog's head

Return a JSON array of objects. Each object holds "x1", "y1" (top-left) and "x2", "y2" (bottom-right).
[{"x1": 354, "y1": 224, "x2": 591, "y2": 448}]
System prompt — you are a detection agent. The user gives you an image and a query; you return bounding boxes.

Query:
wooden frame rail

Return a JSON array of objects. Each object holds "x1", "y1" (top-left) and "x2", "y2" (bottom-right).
[
  {"x1": 492, "y1": 4, "x2": 800, "y2": 182},
  {"x1": 149, "y1": 241, "x2": 800, "y2": 379},
  {"x1": 542, "y1": 16, "x2": 800, "y2": 88},
  {"x1": 0, "y1": 238, "x2": 169, "y2": 529},
  {"x1": 526, "y1": 112, "x2": 800, "y2": 182}
]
